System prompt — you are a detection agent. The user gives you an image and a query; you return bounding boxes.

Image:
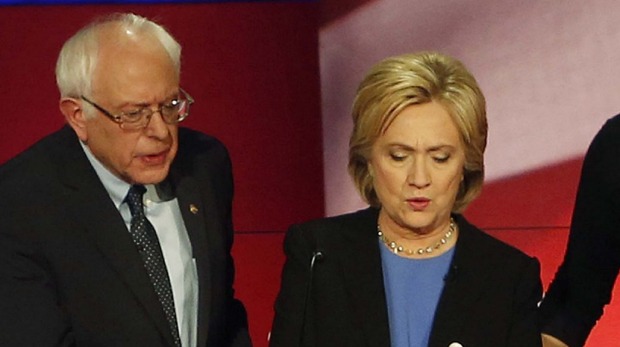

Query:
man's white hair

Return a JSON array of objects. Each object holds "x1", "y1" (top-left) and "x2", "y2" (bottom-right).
[{"x1": 55, "y1": 13, "x2": 181, "y2": 101}]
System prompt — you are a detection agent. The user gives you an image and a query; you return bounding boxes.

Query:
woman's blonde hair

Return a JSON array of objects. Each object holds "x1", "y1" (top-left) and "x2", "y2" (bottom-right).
[{"x1": 348, "y1": 51, "x2": 487, "y2": 213}]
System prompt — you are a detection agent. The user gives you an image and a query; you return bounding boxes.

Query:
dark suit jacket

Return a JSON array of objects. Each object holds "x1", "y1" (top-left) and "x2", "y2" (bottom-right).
[
  {"x1": 270, "y1": 208, "x2": 542, "y2": 347},
  {"x1": 0, "y1": 126, "x2": 251, "y2": 347},
  {"x1": 540, "y1": 114, "x2": 620, "y2": 347}
]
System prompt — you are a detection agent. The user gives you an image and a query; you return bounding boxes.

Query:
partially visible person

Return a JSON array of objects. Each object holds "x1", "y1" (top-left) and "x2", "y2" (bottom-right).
[
  {"x1": 269, "y1": 51, "x2": 543, "y2": 347},
  {"x1": 0, "y1": 13, "x2": 250, "y2": 346},
  {"x1": 540, "y1": 114, "x2": 620, "y2": 347}
]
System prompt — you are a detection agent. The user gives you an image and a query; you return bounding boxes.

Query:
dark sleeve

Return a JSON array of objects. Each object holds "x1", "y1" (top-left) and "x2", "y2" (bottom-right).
[
  {"x1": 508, "y1": 257, "x2": 543, "y2": 347},
  {"x1": 0, "y1": 193, "x2": 74, "y2": 346},
  {"x1": 269, "y1": 224, "x2": 314, "y2": 347},
  {"x1": 225, "y1": 224, "x2": 252, "y2": 347},
  {"x1": 214, "y1": 142, "x2": 252, "y2": 347},
  {"x1": 223, "y1": 198, "x2": 252, "y2": 347},
  {"x1": 540, "y1": 117, "x2": 620, "y2": 346}
]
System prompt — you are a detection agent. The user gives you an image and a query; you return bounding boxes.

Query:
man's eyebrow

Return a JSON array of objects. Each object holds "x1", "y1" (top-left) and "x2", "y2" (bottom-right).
[{"x1": 122, "y1": 95, "x2": 178, "y2": 108}]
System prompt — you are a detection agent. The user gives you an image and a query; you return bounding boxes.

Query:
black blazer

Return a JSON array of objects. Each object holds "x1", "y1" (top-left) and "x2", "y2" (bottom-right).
[
  {"x1": 0, "y1": 126, "x2": 251, "y2": 347},
  {"x1": 540, "y1": 114, "x2": 620, "y2": 347},
  {"x1": 270, "y1": 208, "x2": 542, "y2": 347}
]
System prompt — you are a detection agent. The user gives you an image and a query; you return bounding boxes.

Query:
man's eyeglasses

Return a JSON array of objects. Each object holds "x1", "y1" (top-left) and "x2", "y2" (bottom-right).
[{"x1": 81, "y1": 88, "x2": 194, "y2": 130}]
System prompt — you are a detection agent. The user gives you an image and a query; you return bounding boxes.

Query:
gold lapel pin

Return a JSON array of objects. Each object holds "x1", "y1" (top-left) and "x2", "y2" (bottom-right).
[{"x1": 189, "y1": 204, "x2": 199, "y2": 214}]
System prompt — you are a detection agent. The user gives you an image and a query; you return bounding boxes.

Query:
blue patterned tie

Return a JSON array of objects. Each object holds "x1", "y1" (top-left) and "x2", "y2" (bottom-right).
[{"x1": 125, "y1": 185, "x2": 181, "y2": 347}]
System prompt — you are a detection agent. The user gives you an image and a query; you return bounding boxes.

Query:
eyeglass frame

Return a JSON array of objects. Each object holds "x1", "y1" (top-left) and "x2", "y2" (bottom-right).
[{"x1": 80, "y1": 88, "x2": 194, "y2": 130}]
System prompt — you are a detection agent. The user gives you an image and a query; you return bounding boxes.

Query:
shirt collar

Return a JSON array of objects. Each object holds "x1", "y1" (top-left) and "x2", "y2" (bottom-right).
[{"x1": 79, "y1": 141, "x2": 172, "y2": 207}]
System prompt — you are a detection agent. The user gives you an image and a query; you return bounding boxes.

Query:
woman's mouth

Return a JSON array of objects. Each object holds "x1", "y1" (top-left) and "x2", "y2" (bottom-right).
[{"x1": 407, "y1": 198, "x2": 430, "y2": 211}]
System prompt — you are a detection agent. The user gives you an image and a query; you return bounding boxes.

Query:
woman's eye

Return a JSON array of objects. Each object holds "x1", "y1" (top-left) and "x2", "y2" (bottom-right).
[
  {"x1": 433, "y1": 155, "x2": 449, "y2": 163},
  {"x1": 389, "y1": 153, "x2": 406, "y2": 161}
]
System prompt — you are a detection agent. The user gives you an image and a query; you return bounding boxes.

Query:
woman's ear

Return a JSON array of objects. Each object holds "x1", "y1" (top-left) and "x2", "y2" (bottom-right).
[
  {"x1": 60, "y1": 97, "x2": 88, "y2": 142},
  {"x1": 367, "y1": 161, "x2": 375, "y2": 178}
]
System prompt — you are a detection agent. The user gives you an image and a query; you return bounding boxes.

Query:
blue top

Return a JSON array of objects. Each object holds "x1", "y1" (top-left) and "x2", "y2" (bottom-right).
[{"x1": 379, "y1": 240, "x2": 455, "y2": 347}]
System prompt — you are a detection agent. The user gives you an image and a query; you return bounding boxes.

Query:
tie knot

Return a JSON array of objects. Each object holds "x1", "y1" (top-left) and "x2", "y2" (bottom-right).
[{"x1": 125, "y1": 185, "x2": 147, "y2": 217}]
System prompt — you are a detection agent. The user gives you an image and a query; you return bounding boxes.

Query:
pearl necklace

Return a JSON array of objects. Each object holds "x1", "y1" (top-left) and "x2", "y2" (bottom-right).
[{"x1": 378, "y1": 218, "x2": 456, "y2": 256}]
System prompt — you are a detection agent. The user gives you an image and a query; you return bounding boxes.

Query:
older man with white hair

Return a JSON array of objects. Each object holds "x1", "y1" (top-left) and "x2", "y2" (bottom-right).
[{"x1": 0, "y1": 13, "x2": 251, "y2": 347}]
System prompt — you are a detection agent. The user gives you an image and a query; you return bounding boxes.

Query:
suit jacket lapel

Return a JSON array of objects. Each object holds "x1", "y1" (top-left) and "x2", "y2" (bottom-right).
[
  {"x1": 429, "y1": 215, "x2": 492, "y2": 347},
  {"x1": 173, "y1": 174, "x2": 212, "y2": 347},
  {"x1": 56, "y1": 127, "x2": 177, "y2": 346},
  {"x1": 339, "y1": 208, "x2": 391, "y2": 347}
]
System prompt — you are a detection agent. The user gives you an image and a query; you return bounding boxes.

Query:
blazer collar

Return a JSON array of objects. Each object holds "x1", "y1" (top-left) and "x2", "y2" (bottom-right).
[
  {"x1": 171, "y1": 172, "x2": 214, "y2": 347},
  {"x1": 338, "y1": 207, "x2": 392, "y2": 347},
  {"x1": 429, "y1": 214, "x2": 494, "y2": 346},
  {"x1": 167, "y1": 133, "x2": 230, "y2": 346}
]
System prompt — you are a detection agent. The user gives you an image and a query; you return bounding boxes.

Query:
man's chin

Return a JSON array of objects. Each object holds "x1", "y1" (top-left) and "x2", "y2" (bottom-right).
[{"x1": 127, "y1": 168, "x2": 170, "y2": 185}]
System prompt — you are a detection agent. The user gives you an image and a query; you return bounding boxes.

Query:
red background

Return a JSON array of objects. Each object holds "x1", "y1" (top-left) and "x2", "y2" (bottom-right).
[{"x1": 1, "y1": 2, "x2": 618, "y2": 346}]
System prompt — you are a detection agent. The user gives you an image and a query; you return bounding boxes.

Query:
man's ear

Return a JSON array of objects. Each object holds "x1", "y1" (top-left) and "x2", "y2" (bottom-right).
[{"x1": 60, "y1": 97, "x2": 88, "y2": 142}]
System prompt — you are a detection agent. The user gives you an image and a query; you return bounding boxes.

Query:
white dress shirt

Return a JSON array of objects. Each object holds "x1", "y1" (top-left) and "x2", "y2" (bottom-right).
[{"x1": 80, "y1": 142, "x2": 198, "y2": 347}]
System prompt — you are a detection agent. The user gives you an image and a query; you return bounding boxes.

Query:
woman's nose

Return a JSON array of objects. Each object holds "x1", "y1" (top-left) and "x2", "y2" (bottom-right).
[{"x1": 407, "y1": 160, "x2": 431, "y2": 188}]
